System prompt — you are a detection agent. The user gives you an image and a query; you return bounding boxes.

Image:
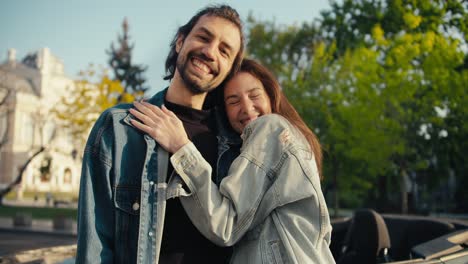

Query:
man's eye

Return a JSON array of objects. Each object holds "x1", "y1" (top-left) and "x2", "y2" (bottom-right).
[
  {"x1": 220, "y1": 48, "x2": 229, "y2": 57},
  {"x1": 226, "y1": 100, "x2": 239, "y2": 105},
  {"x1": 198, "y1": 35, "x2": 208, "y2": 41}
]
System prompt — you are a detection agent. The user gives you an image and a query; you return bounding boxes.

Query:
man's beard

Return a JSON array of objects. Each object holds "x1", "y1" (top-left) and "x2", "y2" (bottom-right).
[{"x1": 176, "y1": 51, "x2": 218, "y2": 94}]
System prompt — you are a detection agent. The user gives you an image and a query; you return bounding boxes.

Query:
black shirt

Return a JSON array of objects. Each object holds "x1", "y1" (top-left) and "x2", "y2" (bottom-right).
[{"x1": 160, "y1": 100, "x2": 232, "y2": 264}]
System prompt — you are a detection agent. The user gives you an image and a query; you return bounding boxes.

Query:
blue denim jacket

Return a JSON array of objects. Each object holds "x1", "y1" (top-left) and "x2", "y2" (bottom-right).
[{"x1": 76, "y1": 88, "x2": 240, "y2": 263}]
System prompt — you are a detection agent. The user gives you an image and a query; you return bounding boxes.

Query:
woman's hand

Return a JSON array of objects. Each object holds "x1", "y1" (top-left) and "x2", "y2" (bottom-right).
[{"x1": 129, "y1": 101, "x2": 190, "y2": 153}]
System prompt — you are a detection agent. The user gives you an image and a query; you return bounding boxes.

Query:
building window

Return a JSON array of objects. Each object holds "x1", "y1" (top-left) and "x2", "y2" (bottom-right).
[
  {"x1": 63, "y1": 168, "x2": 72, "y2": 184},
  {"x1": 39, "y1": 155, "x2": 52, "y2": 182},
  {"x1": 21, "y1": 112, "x2": 34, "y2": 147}
]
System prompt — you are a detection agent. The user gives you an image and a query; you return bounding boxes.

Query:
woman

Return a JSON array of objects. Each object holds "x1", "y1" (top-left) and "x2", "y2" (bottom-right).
[{"x1": 130, "y1": 59, "x2": 335, "y2": 263}]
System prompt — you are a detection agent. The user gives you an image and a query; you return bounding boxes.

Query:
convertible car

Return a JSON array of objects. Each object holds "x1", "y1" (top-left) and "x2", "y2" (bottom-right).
[{"x1": 331, "y1": 209, "x2": 468, "y2": 264}]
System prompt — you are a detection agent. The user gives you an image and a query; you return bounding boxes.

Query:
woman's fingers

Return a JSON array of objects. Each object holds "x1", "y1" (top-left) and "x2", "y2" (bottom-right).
[
  {"x1": 131, "y1": 101, "x2": 171, "y2": 125},
  {"x1": 141, "y1": 101, "x2": 168, "y2": 119},
  {"x1": 130, "y1": 118, "x2": 153, "y2": 135},
  {"x1": 129, "y1": 108, "x2": 156, "y2": 127},
  {"x1": 133, "y1": 101, "x2": 159, "y2": 121},
  {"x1": 130, "y1": 102, "x2": 189, "y2": 153},
  {"x1": 130, "y1": 114, "x2": 164, "y2": 142},
  {"x1": 161, "y1": 104, "x2": 178, "y2": 119}
]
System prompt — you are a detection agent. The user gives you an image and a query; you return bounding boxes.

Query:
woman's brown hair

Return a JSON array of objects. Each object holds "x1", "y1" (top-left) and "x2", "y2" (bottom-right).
[{"x1": 224, "y1": 58, "x2": 323, "y2": 179}]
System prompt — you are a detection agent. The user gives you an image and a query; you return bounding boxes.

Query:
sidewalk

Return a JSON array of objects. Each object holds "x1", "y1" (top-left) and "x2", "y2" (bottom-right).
[
  {"x1": 0, "y1": 217, "x2": 77, "y2": 263},
  {"x1": 0, "y1": 244, "x2": 76, "y2": 264}
]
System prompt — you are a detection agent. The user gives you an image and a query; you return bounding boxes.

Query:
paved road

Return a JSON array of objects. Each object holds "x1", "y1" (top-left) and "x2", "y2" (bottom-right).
[{"x1": 0, "y1": 229, "x2": 76, "y2": 256}]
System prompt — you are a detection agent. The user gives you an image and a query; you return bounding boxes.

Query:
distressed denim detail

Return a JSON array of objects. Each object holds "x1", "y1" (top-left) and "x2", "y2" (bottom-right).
[{"x1": 268, "y1": 240, "x2": 285, "y2": 264}]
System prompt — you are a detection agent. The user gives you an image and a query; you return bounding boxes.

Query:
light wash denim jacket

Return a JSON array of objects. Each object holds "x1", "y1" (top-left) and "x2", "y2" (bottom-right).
[
  {"x1": 170, "y1": 114, "x2": 335, "y2": 264},
  {"x1": 75, "y1": 88, "x2": 240, "y2": 264}
]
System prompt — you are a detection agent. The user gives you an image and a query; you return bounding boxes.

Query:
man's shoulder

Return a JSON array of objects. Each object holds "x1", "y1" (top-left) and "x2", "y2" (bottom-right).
[
  {"x1": 104, "y1": 103, "x2": 132, "y2": 114},
  {"x1": 99, "y1": 88, "x2": 168, "y2": 119}
]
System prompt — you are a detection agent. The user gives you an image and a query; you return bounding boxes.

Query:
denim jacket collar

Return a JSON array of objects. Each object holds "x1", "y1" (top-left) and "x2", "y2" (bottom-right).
[{"x1": 122, "y1": 87, "x2": 168, "y2": 127}]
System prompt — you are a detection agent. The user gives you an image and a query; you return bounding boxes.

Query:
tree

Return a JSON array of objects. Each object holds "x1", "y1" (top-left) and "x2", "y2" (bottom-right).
[
  {"x1": 0, "y1": 106, "x2": 56, "y2": 205},
  {"x1": 53, "y1": 64, "x2": 129, "y2": 148},
  {"x1": 107, "y1": 18, "x2": 147, "y2": 103},
  {"x1": 0, "y1": 72, "x2": 18, "y2": 203},
  {"x1": 245, "y1": 0, "x2": 468, "y2": 214},
  {"x1": 0, "y1": 74, "x2": 11, "y2": 150},
  {"x1": 319, "y1": 0, "x2": 468, "y2": 56},
  {"x1": 245, "y1": 17, "x2": 398, "y2": 215},
  {"x1": 55, "y1": 19, "x2": 147, "y2": 155}
]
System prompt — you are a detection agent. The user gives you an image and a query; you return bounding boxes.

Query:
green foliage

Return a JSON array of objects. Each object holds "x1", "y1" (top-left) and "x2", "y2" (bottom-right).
[
  {"x1": 245, "y1": 0, "x2": 468, "y2": 212},
  {"x1": 246, "y1": 14, "x2": 320, "y2": 77},
  {"x1": 0, "y1": 205, "x2": 77, "y2": 220},
  {"x1": 320, "y1": 0, "x2": 468, "y2": 56}
]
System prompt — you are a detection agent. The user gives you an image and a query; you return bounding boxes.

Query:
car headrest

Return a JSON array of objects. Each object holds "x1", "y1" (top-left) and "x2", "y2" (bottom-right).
[{"x1": 338, "y1": 208, "x2": 391, "y2": 264}]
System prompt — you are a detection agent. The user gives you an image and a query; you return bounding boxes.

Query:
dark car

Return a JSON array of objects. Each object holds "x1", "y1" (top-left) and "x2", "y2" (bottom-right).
[{"x1": 331, "y1": 209, "x2": 468, "y2": 264}]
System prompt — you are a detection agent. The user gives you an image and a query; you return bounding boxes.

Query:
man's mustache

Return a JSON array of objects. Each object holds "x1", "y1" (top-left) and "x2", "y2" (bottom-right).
[{"x1": 188, "y1": 52, "x2": 219, "y2": 74}]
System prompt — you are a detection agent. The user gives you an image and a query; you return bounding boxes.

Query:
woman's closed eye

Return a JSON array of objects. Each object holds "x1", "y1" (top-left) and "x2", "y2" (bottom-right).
[
  {"x1": 226, "y1": 98, "x2": 240, "y2": 105},
  {"x1": 249, "y1": 93, "x2": 261, "y2": 100}
]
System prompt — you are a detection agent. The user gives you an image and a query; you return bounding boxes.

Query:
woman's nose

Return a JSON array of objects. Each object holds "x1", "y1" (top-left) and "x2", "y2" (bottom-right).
[{"x1": 240, "y1": 99, "x2": 254, "y2": 114}]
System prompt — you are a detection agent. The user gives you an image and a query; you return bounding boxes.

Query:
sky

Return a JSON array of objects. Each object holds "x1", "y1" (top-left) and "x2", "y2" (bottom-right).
[{"x1": 0, "y1": 0, "x2": 333, "y2": 95}]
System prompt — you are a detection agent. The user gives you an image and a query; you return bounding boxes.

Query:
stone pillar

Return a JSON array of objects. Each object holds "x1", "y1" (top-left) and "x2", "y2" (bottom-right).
[{"x1": 7, "y1": 48, "x2": 16, "y2": 66}]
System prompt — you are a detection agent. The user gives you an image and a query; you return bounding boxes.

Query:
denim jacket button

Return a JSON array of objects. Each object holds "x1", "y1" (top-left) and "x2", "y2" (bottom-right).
[
  {"x1": 148, "y1": 231, "x2": 153, "y2": 237},
  {"x1": 132, "y1": 202, "x2": 140, "y2": 211},
  {"x1": 149, "y1": 181, "x2": 154, "y2": 186}
]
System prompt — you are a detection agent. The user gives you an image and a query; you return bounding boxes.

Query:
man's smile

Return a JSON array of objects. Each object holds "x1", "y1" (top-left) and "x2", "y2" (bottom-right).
[{"x1": 191, "y1": 57, "x2": 215, "y2": 75}]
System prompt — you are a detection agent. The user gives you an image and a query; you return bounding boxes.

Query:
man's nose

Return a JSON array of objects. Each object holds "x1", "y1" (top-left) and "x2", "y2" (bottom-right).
[{"x1": 201, "y1": 42, "x2": 217, "y2": 61}]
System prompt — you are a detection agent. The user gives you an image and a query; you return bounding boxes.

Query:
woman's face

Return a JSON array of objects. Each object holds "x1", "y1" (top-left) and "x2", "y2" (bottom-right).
[{"x1": 224, "y1": 72, "x2": 272, "y2": 133}]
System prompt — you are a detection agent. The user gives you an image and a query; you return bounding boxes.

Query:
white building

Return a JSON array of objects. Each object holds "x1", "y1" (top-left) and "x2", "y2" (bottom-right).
[{"x1": 0, "y1": 48, "x2": 81, "y2": 196}]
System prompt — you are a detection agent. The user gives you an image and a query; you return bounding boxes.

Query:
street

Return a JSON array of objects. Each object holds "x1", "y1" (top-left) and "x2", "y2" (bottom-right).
[{"x1": 0, "y1": 229, "x2": 76, "y2": 256}]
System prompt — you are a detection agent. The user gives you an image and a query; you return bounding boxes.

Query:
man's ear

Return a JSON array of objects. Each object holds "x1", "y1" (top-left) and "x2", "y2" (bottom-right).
[{"x1": 175, "y1": 34, "x2": 185, "y2": 53}]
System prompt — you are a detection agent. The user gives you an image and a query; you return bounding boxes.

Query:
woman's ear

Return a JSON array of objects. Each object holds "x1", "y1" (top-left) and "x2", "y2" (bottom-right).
[{"x1": 175, "y1": 34, "x2": 184, "y2": 53}]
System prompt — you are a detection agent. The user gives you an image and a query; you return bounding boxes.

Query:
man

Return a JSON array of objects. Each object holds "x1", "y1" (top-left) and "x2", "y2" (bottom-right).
[{"x1": 76, "y1": 5, "x2": 245, "y2": 263}]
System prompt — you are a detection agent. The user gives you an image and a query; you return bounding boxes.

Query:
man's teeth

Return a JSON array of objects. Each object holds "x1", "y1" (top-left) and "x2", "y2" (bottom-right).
[{"x1": 193, "y1": 59, "x2": 210, "y2": 73}]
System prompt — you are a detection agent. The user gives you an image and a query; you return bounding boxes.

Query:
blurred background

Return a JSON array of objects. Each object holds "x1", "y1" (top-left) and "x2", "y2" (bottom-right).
[{"x1": 0, "y1": 0, "x2": 467, "y2": 262}]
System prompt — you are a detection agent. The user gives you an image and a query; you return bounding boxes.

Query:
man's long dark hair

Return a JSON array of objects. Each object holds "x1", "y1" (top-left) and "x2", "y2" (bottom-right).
[{"x1": 164, "y1": 4, "x2": 245, "y2": 81}]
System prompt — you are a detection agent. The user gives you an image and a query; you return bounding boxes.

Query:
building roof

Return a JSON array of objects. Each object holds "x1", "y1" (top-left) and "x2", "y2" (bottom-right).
[{"x1": 0, "y1": 61, "x2": 40, "y2": 97}]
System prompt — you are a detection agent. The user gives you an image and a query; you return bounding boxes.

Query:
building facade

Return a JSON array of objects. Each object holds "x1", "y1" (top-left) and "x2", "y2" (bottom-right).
[{"x1": 0, "y1": 48, "x2": 81, "y2": 197}]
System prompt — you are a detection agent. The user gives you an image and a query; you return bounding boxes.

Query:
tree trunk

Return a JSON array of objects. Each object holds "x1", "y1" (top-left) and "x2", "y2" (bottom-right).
[
  {"x1": 332, "y1": 157, "x2": 340, "y2": 218},
  {"x1": 0, "y1": 88, "x2": 11, "y2": 150},
  {"x1": 400, "y1": 168, "x2": 408, "y2": 214},
  {"x1": 0, "y1": 146, "x2": 45, "y2": 205}
]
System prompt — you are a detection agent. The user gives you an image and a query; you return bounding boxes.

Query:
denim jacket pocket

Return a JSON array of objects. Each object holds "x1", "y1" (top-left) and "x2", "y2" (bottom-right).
[
  {"x1": 114, "y1": 185, "x2": 141, "y2": 263},
  {"x1": 115, "y1": 185, "x2": 141, "y2": 216}
]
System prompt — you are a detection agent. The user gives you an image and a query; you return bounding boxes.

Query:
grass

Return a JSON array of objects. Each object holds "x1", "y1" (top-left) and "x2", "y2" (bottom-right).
[
  {"x1": 4, "y1": 190, "x2": 79, "y2": 202},
  {"x1": 0, "y1": 205, "x2": 77, "y2": 220}
]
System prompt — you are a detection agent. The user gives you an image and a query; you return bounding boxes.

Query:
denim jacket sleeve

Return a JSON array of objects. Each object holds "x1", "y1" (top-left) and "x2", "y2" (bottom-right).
[
  {"x1": 170, "y1": 114, "x2": 314, "y2": 247},
  {"x1": 76, "y1": 110, "x2": 115, "y2": 263}
]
